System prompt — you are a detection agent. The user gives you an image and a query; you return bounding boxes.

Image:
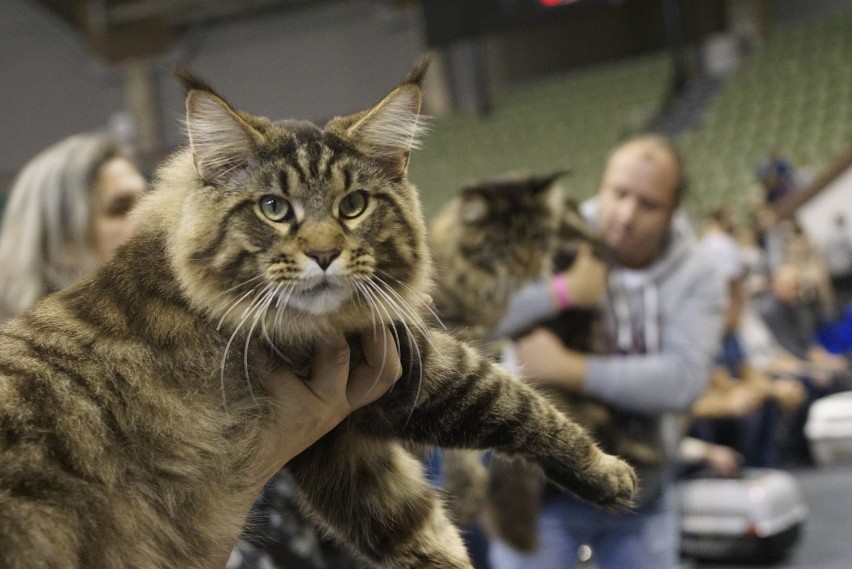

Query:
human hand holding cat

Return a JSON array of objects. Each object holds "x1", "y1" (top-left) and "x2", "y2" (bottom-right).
[
  {"x1": 553, "y1": 242, "x2": 607, "y2": 309},
  {"x1": 209, "y1": 331, "x2": 397, "y2": 569},
  {"x1": 515, "y1": 327, "x2": 586, "y2": 390},
  {"x1": 255, "y1": 326, "x2": 403, "y2": 483}
]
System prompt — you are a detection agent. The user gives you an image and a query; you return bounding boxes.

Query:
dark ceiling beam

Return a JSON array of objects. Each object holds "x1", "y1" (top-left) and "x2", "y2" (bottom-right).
[
  {"x1": 31, "y1": 0, "x2": 342, "y2": 64},
  {"x1": 772, "y1": 148, "x2": 852, "y2": 223},
  {"x1": 99, "y1": 0, "x2": 314, "y2": 27}
]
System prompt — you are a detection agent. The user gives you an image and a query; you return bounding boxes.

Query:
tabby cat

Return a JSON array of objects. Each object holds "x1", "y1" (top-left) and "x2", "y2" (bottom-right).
[
  {"x1": 430, "y1": 172, "x2": 663, "y2": 550},
  {"x1": 430, "y1": 172, "x2": 567, "y2": 346},
  {"x1": 0, "y1": 62, "x2": 636, "y2": 569}
]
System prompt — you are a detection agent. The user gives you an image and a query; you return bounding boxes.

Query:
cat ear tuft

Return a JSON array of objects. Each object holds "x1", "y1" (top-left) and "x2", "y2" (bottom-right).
[
  {"x1": 184, "y1": 89, "x2": 259, "y2": 185},
  {"x1": 532, "y1": 169, "x2": 571, "y2": 194},
  {"x1": 174, "y1": 67, "x2": 261, "y2": 186},
  {"x1": 403, "y1": 53, "x2": 435, "y2": 87},
  {"x1": 172, "y1": 66, "x2": 220, "y2": 98},
  {"x1": 345, "y1": 84, "x2": 427, "y2": 175}
]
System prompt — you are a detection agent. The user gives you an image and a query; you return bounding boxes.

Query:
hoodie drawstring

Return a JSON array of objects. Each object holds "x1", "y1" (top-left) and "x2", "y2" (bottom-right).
[{"x1": 609, "y1": 272, "x2": 661, "y2": 355}]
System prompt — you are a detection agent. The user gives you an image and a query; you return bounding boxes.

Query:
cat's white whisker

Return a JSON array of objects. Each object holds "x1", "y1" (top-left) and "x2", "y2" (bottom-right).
[
  {"x1": 362, "y1": 279, "x2": 424, "y2": 416},
  {"x1": 262, "y1": 282, "x2": 298, "y2": 365},
  {"x1": 372, "y1": 276, "x2": 436, "y2": 353},
  {"x1": 376, "y1": 270, "x2": 447, "y2": 331},
  {"x1": 217, "y1": 274, "x2": 266, "y2": 299},
  {"x1": 270, "y1": 282, "x2": 298, "y2": 349},
  {"x1": 219, "y1": 284, "x2": 270, "y2": 408},
  {"x1": 242, "y1": 284, "x2": 279, "y2": 400},
  {"x1": 217, "y1": 287, "x2": 258, "y2": 331},
  {"x1": 358, "y1": 283, "x2": 403, "y2": 396},
  {"x1": 259, "y1": 283, "x2": 285, "y2": 341},
  {"x1": 354, "y1": 281, "x2": 392, "y2": 393},
  {"x1": 354, "y1": 281, "x2": 380, "y2": 342}
]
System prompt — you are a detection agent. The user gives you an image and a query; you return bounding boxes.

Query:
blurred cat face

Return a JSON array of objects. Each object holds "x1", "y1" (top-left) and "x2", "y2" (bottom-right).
[
  {"x1": 453, "y1": 174, "x2": 564, "y2": 278},
  {"x1": 90, "y1": 156, "x2": 146, "y2": 264}
]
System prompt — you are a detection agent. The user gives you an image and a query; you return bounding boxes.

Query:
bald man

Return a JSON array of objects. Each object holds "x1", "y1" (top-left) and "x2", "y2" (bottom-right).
[{"x1": 489, "y1": 135, "x2": 727, "y2": 569}]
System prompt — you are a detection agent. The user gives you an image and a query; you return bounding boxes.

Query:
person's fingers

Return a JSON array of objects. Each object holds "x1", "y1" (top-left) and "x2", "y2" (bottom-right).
[
  {"x1": 347, "y1": 326, "x2": 403, "y2": 409},
  {"x1": 576, "y1": 241, "x2": 594, "y2": 260},
  {"x1": 308, "y1": 332, "x2": 351, "y2": 403},
  {"x1": 565, "y1": 244, "x2": 607, "y2": 308}
]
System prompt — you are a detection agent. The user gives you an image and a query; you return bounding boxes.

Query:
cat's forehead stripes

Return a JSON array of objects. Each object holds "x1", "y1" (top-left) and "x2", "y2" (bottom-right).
[{"x1": 268, "y1": 127, "x2": 362, "y2": 200}]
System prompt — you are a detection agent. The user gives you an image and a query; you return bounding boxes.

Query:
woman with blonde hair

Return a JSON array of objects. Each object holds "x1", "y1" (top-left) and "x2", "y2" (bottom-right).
[{"x1": 0, "y1": 132, "x2": 147, "y2": 322}]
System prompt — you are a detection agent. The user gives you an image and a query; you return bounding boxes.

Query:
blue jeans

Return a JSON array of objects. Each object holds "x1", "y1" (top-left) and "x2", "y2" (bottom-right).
[{"x1": 489, "y1": 484, "x2": 679, "y2": 569}]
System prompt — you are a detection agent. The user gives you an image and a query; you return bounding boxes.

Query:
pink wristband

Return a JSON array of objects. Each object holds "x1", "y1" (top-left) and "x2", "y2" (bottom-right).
[{"x1": 551, "y1": 273, "x2": 571, "y2": 310}]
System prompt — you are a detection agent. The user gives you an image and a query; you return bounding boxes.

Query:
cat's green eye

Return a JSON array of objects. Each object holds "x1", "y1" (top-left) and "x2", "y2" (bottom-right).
[
  {"x1": 259, "y1": 195, "x2": 292, "y2": 222},
  {"x1": 339, "y1": 190, "x2": 369, "y2": 219}
]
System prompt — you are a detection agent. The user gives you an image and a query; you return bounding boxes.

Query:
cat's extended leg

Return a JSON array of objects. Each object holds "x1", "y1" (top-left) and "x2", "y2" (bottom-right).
[
  {"x1": 287, "y1": 428, "x2": 473, "y2": 569},
  {"x1": 371, "y1": 329, "x2": 637, "y2": 509}
]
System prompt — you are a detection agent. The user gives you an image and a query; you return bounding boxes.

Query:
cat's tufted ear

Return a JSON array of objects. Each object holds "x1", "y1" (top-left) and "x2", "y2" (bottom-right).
[
  {"x1": 530, "y1": 170, "x2": 571, "y2": 194},
  {"x1": 331, "y1": 56, "x2": 432, "y2": 176},
  {"x1": 174, "y1": 68, "x2": 262, "y2": 186}
]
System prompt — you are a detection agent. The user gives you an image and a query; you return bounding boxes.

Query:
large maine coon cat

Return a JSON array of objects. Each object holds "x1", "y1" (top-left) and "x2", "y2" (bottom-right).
[{"x1": 0, "y1": 61, "x2": 635, "y2": 569}]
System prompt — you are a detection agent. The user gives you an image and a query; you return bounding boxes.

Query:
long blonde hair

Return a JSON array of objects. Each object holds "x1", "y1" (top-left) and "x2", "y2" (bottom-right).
[{"x1": 0, "y1": 132, "x2": 121, "y2": 322}]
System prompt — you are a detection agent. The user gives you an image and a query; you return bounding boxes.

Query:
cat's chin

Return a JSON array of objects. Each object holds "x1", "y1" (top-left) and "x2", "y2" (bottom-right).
[{"x1": 288, "y1": 287, "x2": 350, "y2": 315}]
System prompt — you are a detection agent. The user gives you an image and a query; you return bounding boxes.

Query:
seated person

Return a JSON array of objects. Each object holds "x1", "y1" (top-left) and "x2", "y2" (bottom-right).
[
  {"x1": 756, "y1": 263, "x2": 850, "y2": 385},
  {"x1": 741, "y1": 271, "x2": 850, "y2": 464},
  {"x1": 688, "y1": 288, "x2": 806, "y2": 468}
]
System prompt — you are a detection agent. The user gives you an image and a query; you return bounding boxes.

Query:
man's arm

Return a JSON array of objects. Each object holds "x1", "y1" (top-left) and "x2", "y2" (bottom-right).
[
  {"x1": 517, "y1": 257, "x2": 726, "y2": 414},
  {"x1": 490, "y1": 244, "x2": 607, "y2": 339}
]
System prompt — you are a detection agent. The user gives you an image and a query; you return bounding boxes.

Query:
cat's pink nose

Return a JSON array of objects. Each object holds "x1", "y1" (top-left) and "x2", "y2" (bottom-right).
[{"x1": 305, "y1": 248, "x2": 341, "y2": 271}]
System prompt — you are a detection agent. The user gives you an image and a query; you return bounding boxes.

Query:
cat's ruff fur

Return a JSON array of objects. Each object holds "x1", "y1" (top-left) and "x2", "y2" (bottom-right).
[{"x1": 0, "y1": 61, "x2": 635, "y2": 569}]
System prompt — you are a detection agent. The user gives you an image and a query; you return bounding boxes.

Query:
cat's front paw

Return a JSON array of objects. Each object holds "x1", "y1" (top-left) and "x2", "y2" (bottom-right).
[{"x1": 571, "y1": 451, "x2": 637, "y2": 510}]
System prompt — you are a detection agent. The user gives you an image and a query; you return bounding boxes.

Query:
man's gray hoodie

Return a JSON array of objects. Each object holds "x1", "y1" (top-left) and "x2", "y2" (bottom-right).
[{"x1": 494, "y1": 197, "x2": 727, "y2": 500}]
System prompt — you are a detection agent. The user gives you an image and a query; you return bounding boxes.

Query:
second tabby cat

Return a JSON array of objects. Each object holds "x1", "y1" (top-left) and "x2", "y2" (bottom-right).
[{"x1": 430, "y1": 172, "x2": 663, "y2": 550}]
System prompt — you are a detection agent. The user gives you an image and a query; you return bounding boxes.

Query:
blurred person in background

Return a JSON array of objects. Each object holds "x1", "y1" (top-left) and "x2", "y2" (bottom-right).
[
  {"x1": 687, "y1": 268, "x2": 806, "y2": 469},
  {"x1": 677, "y1": 437, "x2": 743, "y2": 478},
  {"x1": 785, "y1": 219, "x2": 836, "y2": 322},
  {"x1": 692, "y1": 205, "x2": 807, "y2": 468},
  {"x1": 737, "y1": 221, "x2": 770, "y2": 298},
  {"x1": 0, "y1": 131, "x2": 146, "y2": 323},
  {"x1": 489, "y1": 135, "x2": 727, "y2": 569},
  {"x1": 753, "y1": 263, "x2": 851, "y2": 463},
  {"x1": 757, "y1": 149, "x2": 795, "y2": 206},
  {"x1": 758, "y1": 263, "x2": 847, "y2": 373},
  {"x1": 823, "y1": 213, "x2": 852, "y2": 309},
  {"x1": 700, "y1": 205, "x2": 742, "y2": 286}
]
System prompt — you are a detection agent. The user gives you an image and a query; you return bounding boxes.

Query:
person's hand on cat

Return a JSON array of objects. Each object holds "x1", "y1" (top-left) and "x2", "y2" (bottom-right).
[
  {"x1": 554, "y1": 243, "x2": 607, "y2": 309},
  {"x1": 514, "y1": 327, "x2": 586, "y2": 390},
  {"x1": 256, "y1": 326, "x2": 403, "y2": 482}
]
